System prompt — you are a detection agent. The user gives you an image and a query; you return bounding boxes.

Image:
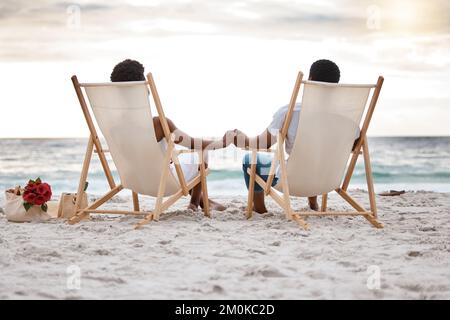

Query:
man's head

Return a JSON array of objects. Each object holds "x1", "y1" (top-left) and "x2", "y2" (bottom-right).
[
  {"x1": 110, "y1": 59, "x2": 145, "y2": 82},
  {"x1": 309, "y1": 59, "x2": 340, "y2": 83}
]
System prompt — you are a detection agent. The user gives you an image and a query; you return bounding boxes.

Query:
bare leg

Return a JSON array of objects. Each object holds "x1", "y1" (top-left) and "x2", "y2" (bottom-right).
[
  {"x1": 253, "y1": 191, "x2": 268, "y2": 214},
  {"x1": 189, "y1": 183, "x2": 227, "y2": 212},
  {"x1": 198, "y1": 162, "x2": 226, "y2": 211},
  {"x1": 188, "y1": 184, "x2": 202, "y2": 211},
  {"x1": 308, "y1": 196, "x2": 319, "y2": 211},
  {"x1": 189, "y1": 186, "x2": 226, "y2": 212}
]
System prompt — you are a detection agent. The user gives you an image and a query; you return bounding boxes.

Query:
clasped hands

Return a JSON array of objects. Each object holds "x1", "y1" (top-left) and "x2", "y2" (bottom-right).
[{"x1": 221, "y1": 129, "x2": 249, "y2": 149}]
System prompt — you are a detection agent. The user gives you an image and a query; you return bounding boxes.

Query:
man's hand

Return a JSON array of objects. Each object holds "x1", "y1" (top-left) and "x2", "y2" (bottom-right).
[
  {"x1": 232, "y1": 129, "x2": 249, "y2": 148},
  {"x1": 202, "y1": 130, "x2": 235, "y2": 151},
  {"x1": 222, "y1": 130, "x2": 237, "y2": 147}
]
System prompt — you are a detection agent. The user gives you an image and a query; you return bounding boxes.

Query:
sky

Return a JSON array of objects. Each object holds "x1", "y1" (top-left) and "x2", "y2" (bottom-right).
[{"x1": 0, "y1": 0, "x2": 449, "y2": 138}]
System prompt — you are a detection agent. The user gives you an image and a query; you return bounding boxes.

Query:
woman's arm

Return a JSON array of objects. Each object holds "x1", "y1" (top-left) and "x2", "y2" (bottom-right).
[
  {"x1": 232, "y1": 128, "x2": 275, "y2": 150},
  {"x1": 153, "y1": 117, "x2": 233, "y2": 150}
]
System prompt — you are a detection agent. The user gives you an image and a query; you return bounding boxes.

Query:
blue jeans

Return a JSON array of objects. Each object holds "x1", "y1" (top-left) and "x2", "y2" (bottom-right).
[{"x1": 242, "y1": 153, "x2": 278, "y2": 192}]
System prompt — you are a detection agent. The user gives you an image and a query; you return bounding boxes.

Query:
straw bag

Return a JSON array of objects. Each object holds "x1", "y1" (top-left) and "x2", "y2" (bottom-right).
[
  {"x1": 3, "y1": 188, "x2": 51, "y2": 222},
  {"x1": 57, "y1": 192, "x2": 88, "y2": 219}
]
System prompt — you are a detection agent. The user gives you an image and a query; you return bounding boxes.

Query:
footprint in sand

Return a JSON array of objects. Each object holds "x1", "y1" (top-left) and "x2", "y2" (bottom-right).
[
  {"x1": 407, "y1": 251, "x2": 422, "y2": 257},
  {"x1": 419, "y1": 226, "x2": 437, "y2": 232},
  {"x1": 245, "y1": 266, "x2": 287, "y2": 278},
  {"x1": 212, "y1": 285, "x2": 225, "y2": 294},
  {"x1": 270, "y1": 241, "x2": 281, "y2": 247},
  {"x1": 248, "y1": 248, "x2": 267, "y2": 255},
  {"x1": 93, "y1": 249, "x2": 111, "y2": 256}
]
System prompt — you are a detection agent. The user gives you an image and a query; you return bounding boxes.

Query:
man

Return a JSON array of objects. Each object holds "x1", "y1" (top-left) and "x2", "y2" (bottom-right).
[
  {"x1": 110, "y1": 59, "x2": 233, "y2": 211},
  {"x1": 231, "y1": 59, "x2": 341, "y2": 213}
]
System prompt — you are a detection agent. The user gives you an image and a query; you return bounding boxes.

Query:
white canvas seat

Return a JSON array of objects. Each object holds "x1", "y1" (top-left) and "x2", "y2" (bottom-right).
[
  {"x1": 69, "y1": 73, "x2": 210, "y2": 229},
  {"x1": 246, "y1": 72, "x2": 384, "y2": 229}
]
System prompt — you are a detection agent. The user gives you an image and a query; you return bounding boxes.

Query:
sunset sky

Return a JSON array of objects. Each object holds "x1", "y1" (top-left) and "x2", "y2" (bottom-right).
[{"x1": 0, "y1": 0, "x2": 449, "y2": 137}]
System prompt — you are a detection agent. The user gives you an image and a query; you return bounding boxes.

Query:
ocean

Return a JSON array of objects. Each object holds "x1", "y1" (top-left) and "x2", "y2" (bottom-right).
[{"x1": 1, "y1": 137, "x2": 450, "y2": 200}]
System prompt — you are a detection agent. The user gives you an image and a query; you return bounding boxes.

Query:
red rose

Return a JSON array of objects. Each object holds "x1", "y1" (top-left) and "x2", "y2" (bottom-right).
[
  {"x1": 23, "y1": 192, "x2": 37, "y2": 204},
  {"x1": 40, "y1": 183, "x2": 52, "y2": 201},
  {"x1": 37, "y1": 184, "x2": 46, "y2": 195},
  {"x1": 34, "y1": 195, "x2": 46, "y2": 206},
  {"x1": 22, "y1": 178, "x2": 52, "y2": 208},
  {"x1": 25, "y1": 184, "x2": 35, "y2": 192}
]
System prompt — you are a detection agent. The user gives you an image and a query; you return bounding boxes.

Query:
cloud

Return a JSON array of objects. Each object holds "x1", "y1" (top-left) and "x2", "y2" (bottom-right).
[{"x1": 0, "y1": 0, "x2": 449, "y2": 73}]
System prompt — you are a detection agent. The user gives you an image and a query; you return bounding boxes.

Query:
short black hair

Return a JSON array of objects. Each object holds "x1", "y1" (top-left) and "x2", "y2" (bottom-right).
[
  {"x1": 110, "y1": 59, "x2": 145, "y2": 82},
  {"x1": 309, "y1": 59, "x2": 340, "y2": 83}
]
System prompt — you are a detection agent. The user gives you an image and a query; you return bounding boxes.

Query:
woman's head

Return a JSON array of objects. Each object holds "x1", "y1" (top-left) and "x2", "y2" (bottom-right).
[{"x1": 110, "y1": 59, "x2": 145, "y2": 82}]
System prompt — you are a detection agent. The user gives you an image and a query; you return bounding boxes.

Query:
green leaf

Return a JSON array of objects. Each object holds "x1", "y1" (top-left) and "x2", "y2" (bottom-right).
[
  {"x1": 41, "y1": 203, "x2": 48, "y2": 212},
  {"x1": 84, "y1": 181, "x2": 89, "y2": 192},
  {"x1": 28, "y1": 179, "x2": 35, "y2": 185},
  {"x1": 23, "y1": 202, "x2": 32, "y2": 211},
  {"x1": 35, "y1": 177, "x2": 42, "y2": 184}
]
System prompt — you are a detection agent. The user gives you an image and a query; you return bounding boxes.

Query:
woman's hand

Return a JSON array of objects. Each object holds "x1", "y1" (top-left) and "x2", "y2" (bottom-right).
[
  {"x1": 222, "y1": 130, "x2": 237, "y2": 147},
  {"x1": 231, "y1": 129, "x2": 249, "y2": 148}
]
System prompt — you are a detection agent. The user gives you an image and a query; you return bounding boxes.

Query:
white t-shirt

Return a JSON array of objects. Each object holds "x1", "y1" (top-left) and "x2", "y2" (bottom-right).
[
  {"x1": 158, "y1": 140, "x2": 200, "y2": 182},
  {"x1": 267, "y1": 103, "x2": 361, "y2": 155},
  {"x1": 267, "y1": 103, "x2": 301, "y2": 154}
]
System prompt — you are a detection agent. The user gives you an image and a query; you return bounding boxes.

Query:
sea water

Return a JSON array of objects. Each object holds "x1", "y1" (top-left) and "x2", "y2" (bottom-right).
[{"x1": 1, "y1": 137, "x2": 449, "y2": 200}]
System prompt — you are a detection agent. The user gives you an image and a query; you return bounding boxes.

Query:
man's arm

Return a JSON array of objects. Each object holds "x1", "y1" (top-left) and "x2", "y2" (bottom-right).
[
  {"x1": 232, "y1": 128, "x2": 276, "y2": 150},
  {"x1": 153, "y1": 117, "x2": 232, "y2": 150}
]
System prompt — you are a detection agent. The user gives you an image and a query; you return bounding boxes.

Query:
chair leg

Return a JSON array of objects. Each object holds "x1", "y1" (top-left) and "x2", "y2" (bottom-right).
[
  {"x1": 134, "y1": 213, "x2": 154, "y2": 230},
  {"x1": 278, "y1": 155, "x2": 292, "y2": 220},
  {"x1": 292, "y1": 214, "x2": 309, "y2": 230},
  {"x1": 200, "y1": 155, "x2": 210, "y2": 218},
  {"x1": 134, "y1": 190, "x2": 185, "y2": 229},
  {"x1": 246, "y1": 151, "x2": 257, "y2": 219},
  {"x1": 336, "y1": 188, "x2": 383, "y2": 228},
  {"x1": 72, "y1": 136, "x2": 94, "y2": 218},
  {"x1": 252, "y1": 171, "x2": 308, "y2": 230},
  {"x1": 153, "y1": 141, "x2": 173, "y2": 221},
  {"x1": 132, "y1": 191, "x2": 140, "y2": 212},
  {"x1": 69, "y1": 184, "x2": 123, "y2": 225},
  {"x1": 321, "y1": 193, "x2": 328, "y2": 212},
  {"x1": 362, "y1": 137, "x2": 378, "y2": 219}
]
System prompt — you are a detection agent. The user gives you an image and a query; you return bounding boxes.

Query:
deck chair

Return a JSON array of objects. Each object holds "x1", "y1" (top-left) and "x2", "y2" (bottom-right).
[
  {"x1": 245, "y1": 71, "x2": 384, "y2": 230},
  {"x1": 69, "y1": 73, "x2": 210, "y2": 229}
]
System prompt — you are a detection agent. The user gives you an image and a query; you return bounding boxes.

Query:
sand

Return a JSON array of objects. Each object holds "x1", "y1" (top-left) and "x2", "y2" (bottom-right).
[{"x1": 1, "y1": 190, "x2": 450, "y2": 300}]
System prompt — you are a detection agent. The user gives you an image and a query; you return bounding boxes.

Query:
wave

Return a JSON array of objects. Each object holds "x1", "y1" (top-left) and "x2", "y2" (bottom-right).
[
  {"x1": 1, "y1": 137, "x2": 450, "y2": 194},
  {"x1": 207, "y1": 169, "x2": 450, "y2": 182}
]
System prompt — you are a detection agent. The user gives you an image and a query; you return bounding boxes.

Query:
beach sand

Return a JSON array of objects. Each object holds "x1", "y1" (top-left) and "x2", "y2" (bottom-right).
[{"x1": 1, "y1": 190, "x2": 450, "y2": 299}]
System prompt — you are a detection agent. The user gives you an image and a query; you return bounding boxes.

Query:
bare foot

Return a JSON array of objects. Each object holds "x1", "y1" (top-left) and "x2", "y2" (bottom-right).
[
  {"x1": 253, "y1": 205, "x2": 268, "y2": 214},
  {"x1": 253, "y1": 192, "x2": 267, "y2": 214},
  {"x1": 210, "y1": 200, "x2": 226, "y2": 211},
  {"x1": 188, "y1": 203, "x2": 199, "y2": 211},
  {"x1": 200, "y1": 198, "x2": 226, "y2": 211}
]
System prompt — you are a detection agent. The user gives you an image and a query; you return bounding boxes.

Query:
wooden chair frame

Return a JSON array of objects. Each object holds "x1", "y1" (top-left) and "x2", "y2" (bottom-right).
[
  {"x1": 246, "y1": 72, "x2": 384, "y2": 230},
  {"x1": 69, "y1": 73, "x2": 210, "y2": 229}
]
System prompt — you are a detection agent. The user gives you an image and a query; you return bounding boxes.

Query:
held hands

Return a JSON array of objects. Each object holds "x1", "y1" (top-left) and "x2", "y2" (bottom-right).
[
  {"x1": 222, "y1": 130, "x2": 237, "y2": 148},
  {"x1": 223, "y1": 129, "x2": 249, "y2": 148},
  {"x1": 203, "y1": 129, "x2": 250, "y2": 151}
]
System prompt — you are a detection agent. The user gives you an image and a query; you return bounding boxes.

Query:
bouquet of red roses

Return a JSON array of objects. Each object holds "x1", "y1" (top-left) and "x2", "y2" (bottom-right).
[{"x1": 22, "y1": 177, "x2": 52, "y2": 212}]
